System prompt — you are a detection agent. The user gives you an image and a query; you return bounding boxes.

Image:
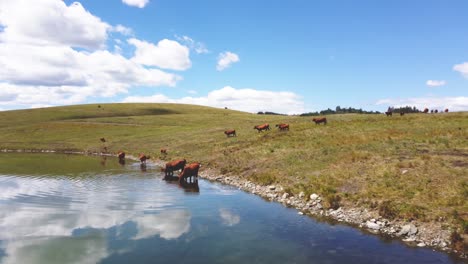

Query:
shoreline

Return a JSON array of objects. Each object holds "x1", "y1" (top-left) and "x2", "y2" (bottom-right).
[{"x1": 1, "y1": 148, "x2": 466, "y2": 258}]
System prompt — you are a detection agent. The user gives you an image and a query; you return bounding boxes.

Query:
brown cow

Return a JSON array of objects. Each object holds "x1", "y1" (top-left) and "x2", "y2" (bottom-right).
[
  {"x1": 164, "y1": 159, "x2": 187, "y2": 178},
  {"x1": 160, "y1": 148, "x2": 167, "y2": 154},
  {"x1": 444, "y1": 108, "x2": 449, "y2": 113},
  {"x1": 179, "y1": 162, "x2": 201, "y2": 185},
  {"x1": 276, "y1": 123, "x2": 289, "y2": 131},
  {"x1": 224, "y1": 129, "x2": 236, "y2": 137},
  {"x1": 385, "y1": 111, "x2": 393, "y2": 117},
  {"x1": 312, "y1": 117, "x2": 327, "y2": 125},
  {"x1": 100, "y1": 137, "x2": 106, "y2": 143},
  {"x1": 423, "y1": 108, "x2": 429, "y2": 113},
  {"x1": 254, "y1": 123, "x2": 270, "y2": 132},
  {"x1": 139, "y1": 153, "x2": 150, "y2": 164},
  {"x1": 117, "y1": 151, "x2": 125, "y2": 165}
]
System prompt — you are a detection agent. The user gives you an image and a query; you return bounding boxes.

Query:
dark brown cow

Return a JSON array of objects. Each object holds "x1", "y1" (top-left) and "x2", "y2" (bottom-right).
[
  {"x1": 312, "y1": 117, "x2": 327, "y2": 125},
  {"x1": 117, "y1": 151, "x2": 125, "y2": 165},
  {"x1": 444, "y1": 108, "x2": 449, "y2": 113},
  {"x1": 254, "y1": 123, "x2": 270, "y2": 132},
  {"x1": 400, "y1": 112, "x2": 405, "y2": 116},
  {"x1": 224, "y1": 129, "x2": 236, "y2": 137},
  {"x1": 164, "y1": 159, "x2": 187, "y2": 178},
  {"x1": 179, "y1": 162, "x2": 201, "y2": 185},
  {"x1": 160, "y1": 148, "x2": 167, "y2": 154},
  {"x1": 100, "y1": 137, "x2": 106, "y2": 143},
  {"x1": 139, "y1": 153, "x2": 149, "y2": 164},
  {"x1": 385, "y1": 111, "x2": 393, "y2": 117},
  {"x1": 434, "y1": 109, "x2": 439, "y2": 113},
  {"x1": 430, "y1": 109, "x2": 434, "y2": 113},
  {"x1": 423, "y1": 108, "x2": 429, "y2": 113},
  {"x1": 275, "y1": 123, "x2": 289, "y2": 131}
]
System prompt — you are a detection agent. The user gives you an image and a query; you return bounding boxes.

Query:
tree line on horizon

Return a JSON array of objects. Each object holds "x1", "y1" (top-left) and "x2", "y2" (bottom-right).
[{"x1": 257, "y1": 106, "x2": 422, "y2": 116}]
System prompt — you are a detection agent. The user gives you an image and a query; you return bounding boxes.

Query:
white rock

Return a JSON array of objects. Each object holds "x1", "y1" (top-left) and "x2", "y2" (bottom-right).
[
  {"x1": 417, "y1": 242, "x2": 426, "y2": 247},
  {"x1": 310, "y1": 193, "x2": 319, "y2": 200},
  {"x1": 298, "y1": 212, "x2": 304, "y2": 215},
  {"x1": 402, "y1": 169, "x2": 408, "y2": 174},
  {"x1": 366, "y1": 221, "x2": 381, "y2": 230},
  {"x1": 269, "y1": 185, "x2": 276, "y2": 190},
  {"x1": 299, "y1": 192, "x2": 305, "y2": 198},
  {"x1": 282, "y1": 193, "x2": 289, "y2": 199}
]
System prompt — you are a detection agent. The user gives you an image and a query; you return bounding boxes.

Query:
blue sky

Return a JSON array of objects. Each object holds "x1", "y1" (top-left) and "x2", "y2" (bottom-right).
[{"x1": 0, "y1": 0, "x2": 467, "y2": 113}]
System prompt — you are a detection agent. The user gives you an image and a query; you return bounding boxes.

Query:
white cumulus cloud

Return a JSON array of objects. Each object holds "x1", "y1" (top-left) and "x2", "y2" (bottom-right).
[
  {"x1": 128, "y1": 38, "x2": 191, "y2": 70},
  {"x1": 0, "y1": 0, "x2": 109, "y2": 50},
  {"x1": 0, "y1": 0, "x2": 183, "y2": 110},
  {"x1": 376, "y1": 96, "x2": 468, "y2": 111},
  {"x1": 217, "y1": 51, "x2": 240, "y2": 71},
  {"x1": 453, "y1": 62, "x2": 468, "y2": 77},
  {"x1": 123, "y1": 86, "x2": 306, "y2": 114},
  {"x1": 426, "y1": 80, "x2": 446, "y2": 87},
  {"x1": 122, "y1": 0, "x2": 149, "y2": 8}
]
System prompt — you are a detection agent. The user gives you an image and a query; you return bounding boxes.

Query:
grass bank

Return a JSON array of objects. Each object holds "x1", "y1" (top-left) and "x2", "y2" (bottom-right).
[{"x1": 1, "y1": 103, "x2": 467, "y2": 245}]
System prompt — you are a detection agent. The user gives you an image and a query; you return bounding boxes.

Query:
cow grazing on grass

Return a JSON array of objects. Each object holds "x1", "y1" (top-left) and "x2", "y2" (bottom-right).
[
  {"x1": 276, "y1": 124, "x2": 289, "y2": 131},
  {"x1": 445, "y1": 108, "x2": 449, "y2": 113},
  {"x1": 179, "y1": 162, "x2": 201, "y2": 185},
  {"x1": 312, "y1": 117, "x2": 327, "y2": 125},
  {"x1": 139, "y1": 154, "x2": 149, "y2": 164},
  {"x1": 164, "y1": 159, "x2": 187, "y2": 178},
  {"x1": 385, "y1": 111, "x2": 393, "y2": 117},
  {"x1": 160, "y1": 148, "x2": 167, "y2": 155},
  {"x1": 423, "y1": 108, "x2": 429, "y2": 113},
  {"x1": 254, "y1": 123, "x2": 270, "y2": 132},
  {"x1": 100, "y1": 137, "x2": 106, "y2": 143},
  {"x1": 224, "y1": 129, "x2": 236, "y2": 137}
]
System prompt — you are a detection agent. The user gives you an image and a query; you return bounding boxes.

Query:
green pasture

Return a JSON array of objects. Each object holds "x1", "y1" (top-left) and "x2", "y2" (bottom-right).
[{"x1": 0, "y1": 103, "x2": 467, "y2": 233}]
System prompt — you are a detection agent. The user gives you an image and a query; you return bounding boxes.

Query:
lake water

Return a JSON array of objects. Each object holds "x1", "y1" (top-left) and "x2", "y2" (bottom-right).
[{"x1": 0, "y1": 153, "x2": 464, "y2": 264}]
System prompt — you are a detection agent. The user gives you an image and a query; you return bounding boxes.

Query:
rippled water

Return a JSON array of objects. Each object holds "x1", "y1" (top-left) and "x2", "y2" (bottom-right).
[{"x1": 0, "y1": 153, "x2": 464, "y2": 264}]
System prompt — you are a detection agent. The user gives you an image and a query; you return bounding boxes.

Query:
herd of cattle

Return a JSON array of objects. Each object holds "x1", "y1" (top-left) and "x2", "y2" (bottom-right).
[{"x1": 109, "y1": 108, "x2": 448, "y2": 188}]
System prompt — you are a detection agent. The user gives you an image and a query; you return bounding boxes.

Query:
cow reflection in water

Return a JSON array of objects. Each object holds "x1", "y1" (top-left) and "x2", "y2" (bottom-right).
[{"x1": 140, "y1": 163, "x2": 147, "y2": 172}]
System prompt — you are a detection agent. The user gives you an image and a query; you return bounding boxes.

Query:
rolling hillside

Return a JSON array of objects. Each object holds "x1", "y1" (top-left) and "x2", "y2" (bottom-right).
[{"x1": 1, "y1": 103, "x2": 467, "y2": 235}]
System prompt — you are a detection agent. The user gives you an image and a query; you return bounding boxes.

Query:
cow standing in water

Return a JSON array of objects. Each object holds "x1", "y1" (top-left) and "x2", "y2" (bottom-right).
[
  {"x1": 254, "y1": 123, "x2": 270, "y2": 132},
  {"x1": 118, "y1": 151, "x2": 125, "y2": 165},
  {"x1": 312, "y1": 117, "x2": 327, "y2": 125},
  {"x1": 139, "y1": 154, "x2": 149, "y2": 164},
  {"x1": 179, "y1": 162, "x2": 201, "y2": 185},
  {"x1": 163, "y1": 159, "x2": 187, "y2": 179},
  {"x1": 224, "y1": 129, "x2": 236, "y2": 137}
]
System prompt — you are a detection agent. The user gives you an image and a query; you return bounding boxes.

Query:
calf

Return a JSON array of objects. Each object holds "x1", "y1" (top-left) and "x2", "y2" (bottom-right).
[
  {"x1": 179, "y1": 162, "x2": 201, "y2": 185},
  {"x1": 254, "y1": 123, "x2": 270, "y2": 132},
  {"x1": 164, "y1": 159, "x2": 187, "y2": 178},
  {"x1": 312, "y1": 117, "x2": 327, "y2": 125},
  {"x1": 224, "y1": 129, "x2": 236, "y2": 137}
]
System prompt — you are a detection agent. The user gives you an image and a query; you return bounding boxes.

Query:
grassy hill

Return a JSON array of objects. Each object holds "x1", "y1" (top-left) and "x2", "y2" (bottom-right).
[{"x1": 1, "y1": 103, "x2": 467, "y2": 233}]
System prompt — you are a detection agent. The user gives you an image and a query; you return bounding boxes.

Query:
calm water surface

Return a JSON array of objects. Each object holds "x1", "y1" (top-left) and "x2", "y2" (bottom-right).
[{"x1": 0, "y1": 153, "x2": 464, "y2": 264}]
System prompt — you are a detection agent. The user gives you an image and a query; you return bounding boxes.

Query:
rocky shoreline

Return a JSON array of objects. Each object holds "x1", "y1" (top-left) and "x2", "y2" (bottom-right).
[
  {"x1": 198, "y1": 168, "x2": 467, "y2": 259},
  {"x1": 1, "y1": 149, "x2": 466, "y2": 258}
]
